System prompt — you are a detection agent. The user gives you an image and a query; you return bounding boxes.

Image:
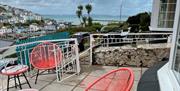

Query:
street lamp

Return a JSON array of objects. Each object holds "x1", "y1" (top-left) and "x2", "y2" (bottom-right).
[{"x1": 119, "y1": 0, "x2": 124, "y2": 23}]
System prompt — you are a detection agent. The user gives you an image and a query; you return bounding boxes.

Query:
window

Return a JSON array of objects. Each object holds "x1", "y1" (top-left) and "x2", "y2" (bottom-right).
[
  {"x1": 173, "y1": 14, "x2": 180, "y2": 84},
  {"x1": 158, "y1": 0, "x2": 177, "y2": 28}
]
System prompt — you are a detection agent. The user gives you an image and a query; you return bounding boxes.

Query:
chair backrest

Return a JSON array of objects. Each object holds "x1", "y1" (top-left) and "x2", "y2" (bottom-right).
[
  {"x1": 85, "y1": 68, "x2": 134, "y2": 91},
  {"x1": 30, "y1": 42, "x2": 62, "y2": 70}
]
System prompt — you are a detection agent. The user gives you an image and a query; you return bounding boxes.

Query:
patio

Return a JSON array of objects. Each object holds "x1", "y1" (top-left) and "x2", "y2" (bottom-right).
[
  {"x1": 0, "y1": 65, "x2": 148, "y2": 91},
  {"x1": 0, "y1": 33, "x2": 171, "y2": 91}
]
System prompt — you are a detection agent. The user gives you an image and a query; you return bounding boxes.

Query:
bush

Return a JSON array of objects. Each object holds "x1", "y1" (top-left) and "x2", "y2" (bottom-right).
[
  {"x1": 129, "y1": 24, "x2": 139, "y2": 33},
  {"x1": 26, "y1": 20, "x2": 45, "y2": 25},
  {"x1": 58, "y1": 23, "x2": 103, "y2": 35},
  {"x1": 107, "y1": 22, "x2": 120, "y2": 26},
  {"x1": 91, "y1": 23, "x2": 103, "y2": 31},
  {"x1": 126, "y1": 12, "x2": 151, "y2": 32},
  {"x1": 59, "y1": 27, "x2": 92, "y2": 35},
  {"x1": 140, "y1": 26, "x2": 149, "y2": 32},
  {"x1": 103, "y1": 25, "x2": 120, "y2": 33}
]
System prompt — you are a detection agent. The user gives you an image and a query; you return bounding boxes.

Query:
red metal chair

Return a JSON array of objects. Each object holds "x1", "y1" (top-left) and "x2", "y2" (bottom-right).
[
  {"x1": 1, "y1": 65, "x2": 31, "y2": 91},
  {"x1": 85, "y1": 68, "x2": 134, "y2": 91},
  {"x1": 30, "y1": 42, "x2": 62, "y2": 84}
]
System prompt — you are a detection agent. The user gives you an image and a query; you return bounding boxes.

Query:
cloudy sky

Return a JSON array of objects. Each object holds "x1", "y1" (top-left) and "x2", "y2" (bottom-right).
[{"x1": 0, "y1": 0, "x2": 153, "y2": 16}]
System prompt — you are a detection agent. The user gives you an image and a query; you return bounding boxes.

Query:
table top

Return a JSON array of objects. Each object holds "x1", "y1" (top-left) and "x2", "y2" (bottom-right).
[
  {"x1": 0, "y1": 58, "x2": 18, "y2": 70},
  {"x1": 0, "y1": 58, "x2": 17, "y2": 63}
]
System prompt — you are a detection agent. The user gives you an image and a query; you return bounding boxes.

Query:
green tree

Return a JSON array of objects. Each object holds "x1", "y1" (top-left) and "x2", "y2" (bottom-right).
[
  {"x1": 126, "y1": 12, "x2": 151, "y2": 32},
  {"x1": 82, "y1": 16, "x2": 87, "y2": 27},
  {"x1": 76, "y1": 4, "x2": 93, "y2": 26},
  {"x1": 76, "y1": 10, "x2": 82, "y2": 24},
  {"x1": 78, "y1": 5, "x2": 83, "y2": 11},
  {"x1": 76, "y1": 5, "x2": 83, "y2": 25},
  {"x1": 87, "y1": 17, "x2": 93, "y2": 26},
  {"x1": 85, "y1": 4, "x2": 93, "y2": 26},
  {"x1": 140, "y1": 12, "x2": 151, "y2": 26},
  {"x1": 85, "y1": 4, "x2": 92, "y2": 17}
]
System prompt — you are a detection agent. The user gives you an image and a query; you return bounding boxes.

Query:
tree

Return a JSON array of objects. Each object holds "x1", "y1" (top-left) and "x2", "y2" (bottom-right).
[
  {"x1": 76, "y1": 5, "x2": 84, "y2": 26},
  {"x1": 76, "y1": 4, "x2": 93, "y2": 26},
  {"x1": 78, "y1": 5, "x2": 83, "y2": 11},
  {"x1": 76, "y1": 10, "x2": 82, "y2": 24},
  {"x1": 82, "y1": 16, "x2": 87, "y2": 27},
  {"x1": 140, "y1": 12, "x2": 151, "y2": 26},
  {"x1": 126, "y1": 12, "x2": 151, "y2": 32},
  {"x1": 85, "y1": 4, "x2": 92, "y2": 17},
  {"x1": 88, "y1": 17, "x2": 93, "y2": 26},
  {"x1": 85, "y1": 4, "x2": 93, "y2": 26}
]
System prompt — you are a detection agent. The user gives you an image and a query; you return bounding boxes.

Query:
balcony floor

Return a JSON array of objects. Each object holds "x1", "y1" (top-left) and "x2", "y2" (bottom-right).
[{"x1": 0, "y1": 65, "x2": 148, "y2": 91}]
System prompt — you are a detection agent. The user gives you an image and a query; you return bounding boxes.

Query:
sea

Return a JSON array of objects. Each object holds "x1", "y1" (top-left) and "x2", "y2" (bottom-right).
[{"x1": 43, "y1": 15, "x2": 128, "y2": 25}]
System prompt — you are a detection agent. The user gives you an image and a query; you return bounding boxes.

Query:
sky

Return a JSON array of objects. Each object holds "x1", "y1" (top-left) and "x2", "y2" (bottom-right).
[{"x1": 0, "y1": 0, "x2": 153, "y2": 16}]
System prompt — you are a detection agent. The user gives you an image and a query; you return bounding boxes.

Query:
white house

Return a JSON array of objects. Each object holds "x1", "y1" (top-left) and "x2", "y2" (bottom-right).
[
  {"x1": 43, "y1": 24, "x2": 56, "y2": 31},
  {"x1": 57, "y1": 23, "x2": 66, "y2": 29},
  {"x1": 8, "y1": 16, "x2": 18, "y2": 24},
  {"x1": 29, "y1": 24, "x2": 40, "y2": 32},
  {"x1": 156, "y1": 0, "x2": 180, "y2": 91},
  {"x1": 150, "y1": 0, "x2": 177, "y2": 31},
  {"x1": 0, "y1": 27, "x2": 13, "y2": 35},
  {"x1": 34, "y1": 15, "x2": 42, "y2": 21},
  {"x1": 18, "y1": 17, "x2": 26, "y2": 23}
]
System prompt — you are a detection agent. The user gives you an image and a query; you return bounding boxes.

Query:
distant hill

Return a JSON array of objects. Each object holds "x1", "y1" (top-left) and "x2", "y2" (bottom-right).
[{"x1": 0, "y1": 4, "x2": 42, "y2": 17}]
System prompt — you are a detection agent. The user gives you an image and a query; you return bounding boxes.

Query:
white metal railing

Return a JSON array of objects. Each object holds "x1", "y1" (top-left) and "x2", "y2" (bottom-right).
[
  {"x1": 89, "y1": 33, "x2": 172, "y2": 65},
  {"x1": 0, "y1": 38, "x2": 80, "y2": 90}
]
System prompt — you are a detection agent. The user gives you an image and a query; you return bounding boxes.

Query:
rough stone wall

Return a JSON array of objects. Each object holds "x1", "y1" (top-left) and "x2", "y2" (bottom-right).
[{"x1": 93, "y1": 44, "x2": 170, "y2": 67}]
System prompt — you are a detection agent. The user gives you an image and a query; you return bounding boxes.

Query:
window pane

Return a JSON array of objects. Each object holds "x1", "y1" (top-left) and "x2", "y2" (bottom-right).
[
  {"x1": 158, "y1": 20, "x2": 174, "y2": 28},
  {"x1": 160, "y1": 0, "x2": 177, "y2": 3},
  {"x1": 159, "y1": 12, "x2": 175, "y2": 21},
  {"x1": 158, "y1": 1, "x2": 177, "y2": 28},
  {"x1": 160, "y1": 4, "x2": 176, "y2": 12},
  {"x1": 175, "y1": 46, "x2": 180, "y2": 72},
  {"x1": 173, "y1": 15, "x2": 180, "y2": 84}
]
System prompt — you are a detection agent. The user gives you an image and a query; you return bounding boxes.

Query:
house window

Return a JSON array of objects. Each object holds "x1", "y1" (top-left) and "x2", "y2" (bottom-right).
[
  {"x1": 173, "y1": 14, "x2": 180, "y2": 84},
  {"x1": 158, "y1": 0, "x2": 177, "y2": 28}
]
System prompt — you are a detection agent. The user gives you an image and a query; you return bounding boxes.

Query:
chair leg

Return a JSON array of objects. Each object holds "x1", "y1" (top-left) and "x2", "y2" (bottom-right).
[
  {"x1": 57, "y1": 70, "x2": 61, "y2": 81},
  {"x1": 14, "y1": 76, "x2": 17, "y2": 88},
  {"x1": 35, "y1": 70, "x2": 39, "y2": 84},
  {"x1": 22, "y1": 73, "x2": 31, "y2": 88},
  {"x1": 17, "y1": 75, "x2": 22, "y2": 89},
  {"x1": 7, "y1": 76, "x2": 10, "y2": 91}
]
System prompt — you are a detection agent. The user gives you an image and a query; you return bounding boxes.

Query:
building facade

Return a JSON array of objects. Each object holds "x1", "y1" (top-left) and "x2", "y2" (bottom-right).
[
  {"x1": 150, "y1": 0, "x2": 177, "y2": 31},
  {"x1": 0, "y1": 27, "x2": 13, "y2": 35},
  {"x1": 157, "y1": 0, "x2": 180, "y2": 90}
]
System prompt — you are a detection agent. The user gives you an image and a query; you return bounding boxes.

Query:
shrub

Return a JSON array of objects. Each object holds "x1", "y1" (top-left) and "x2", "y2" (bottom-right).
[
  {"x1": 58, "y1": 23, "x2": 103, "y2": 35},
  {"x1": 91, "y1": 23, "x2": 103, "y2": 31},
  {"x1": 103, "y1": 25, "x2": 120, "y2": 33}
]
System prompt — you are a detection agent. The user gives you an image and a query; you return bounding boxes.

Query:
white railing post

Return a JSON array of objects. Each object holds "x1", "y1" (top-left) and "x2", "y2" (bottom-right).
[
  {"x1": 107, "y1": 37, "x2": 109, "y2": 47},
  {"x1": 90, "y1": 34, "x2": 93, "y2": 65},
  {"x1": 53, "y1": 44, "x2": 59, "y2": 81},
  {"x1": 75, "y1": 39, "x2": 80, "y2": 74},
  {"x1": 168, "y1": 35, "x2": 172, "y2": 43}
]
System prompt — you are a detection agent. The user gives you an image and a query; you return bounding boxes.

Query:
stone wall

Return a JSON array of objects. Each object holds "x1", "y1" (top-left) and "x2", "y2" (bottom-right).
[{"x1": 93, "y1": 44, "x2": 170, "y2": 67}]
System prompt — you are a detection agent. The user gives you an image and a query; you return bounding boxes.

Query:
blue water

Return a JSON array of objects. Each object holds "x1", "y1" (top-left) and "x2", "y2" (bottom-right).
[{"x1": 43, "y1": 15, "x2": 128, "y2": 25}]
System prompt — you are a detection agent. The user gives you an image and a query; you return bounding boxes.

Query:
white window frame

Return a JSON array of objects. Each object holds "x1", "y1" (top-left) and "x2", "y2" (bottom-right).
[
  {"x1": 158, "y1": 0, "x2": 177, "y2": 28},
  {"x1": 158, "y1": 0, "x2": 180, "y2": 90}
]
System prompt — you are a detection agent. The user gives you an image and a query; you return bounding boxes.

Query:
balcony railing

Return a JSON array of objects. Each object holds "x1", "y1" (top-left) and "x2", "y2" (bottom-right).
[
  {"x1": 89, "y1": 33, "x2": 172, "y2": 65},
  {"x1": 0, "y1": 38, "x2": 80, "y2": 85}
]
